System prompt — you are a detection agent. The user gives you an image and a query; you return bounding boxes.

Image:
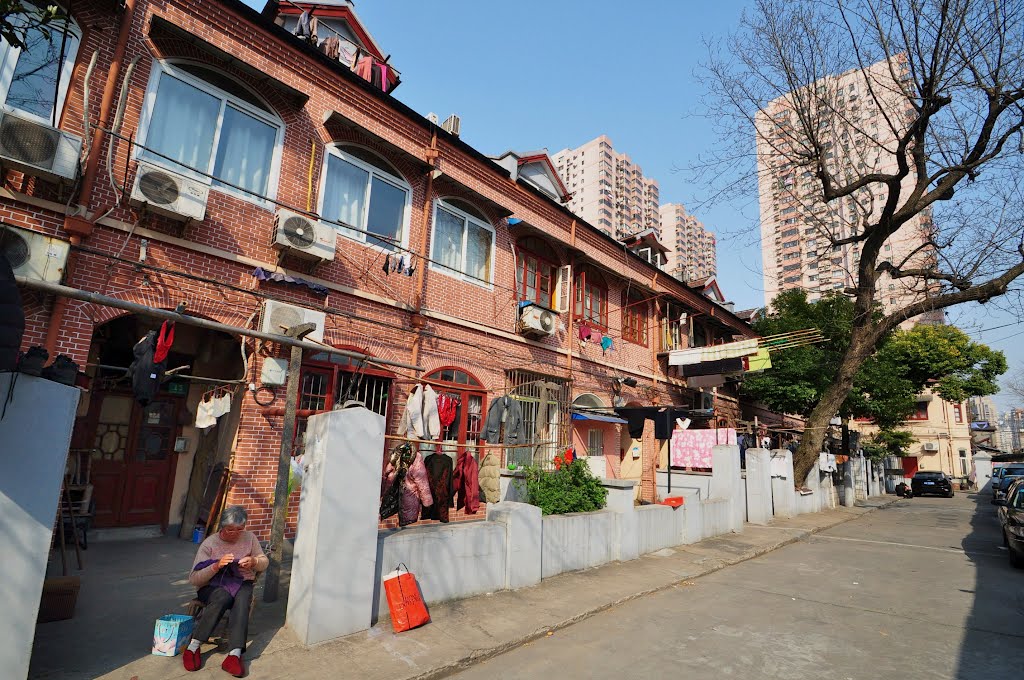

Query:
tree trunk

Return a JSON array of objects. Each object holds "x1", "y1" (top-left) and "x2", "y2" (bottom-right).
[{"x1": 793, "y1": 327, "x2": 877, "y2": 486}]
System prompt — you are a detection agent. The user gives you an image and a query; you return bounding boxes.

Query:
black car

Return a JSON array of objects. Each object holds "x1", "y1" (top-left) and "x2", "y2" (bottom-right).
[
  {"x1": 994, "y1": 478, "x2": 1024, "y2": 568},
  {"x1": 994, "y1": 466, "x2": 1024, "y2": 501},
  {"x1": 910, "y1": 471, "x2": 955, "y2": 497}
]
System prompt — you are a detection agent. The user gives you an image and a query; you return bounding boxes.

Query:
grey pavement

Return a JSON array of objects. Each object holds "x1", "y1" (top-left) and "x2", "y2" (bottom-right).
[
  {"x1": 451, "y1": 494, "x2": 1024, "y2": 680},
  {"x1": 29, "y1": 499, "x2": 898, "y2": 680}
]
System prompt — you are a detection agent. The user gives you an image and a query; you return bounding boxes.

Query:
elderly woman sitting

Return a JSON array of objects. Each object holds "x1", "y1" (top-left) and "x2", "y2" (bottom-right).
[{"x1": 182, "y1": 505, "x2": 268, "y2": 676}]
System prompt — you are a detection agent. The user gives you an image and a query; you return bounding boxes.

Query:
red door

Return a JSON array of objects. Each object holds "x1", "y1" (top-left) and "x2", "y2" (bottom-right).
[{"x1": 87, "y1": 392, "x2": 180, "y2": 528}]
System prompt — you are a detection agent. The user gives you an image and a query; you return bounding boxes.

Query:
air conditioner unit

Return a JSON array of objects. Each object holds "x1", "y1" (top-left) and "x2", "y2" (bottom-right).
[
  {"x1": 273, "y1": 209, "x2": 336, "y2": 262},
  {"x1": 441, "y1": 114, "x2": 461, "y2": 137},
  {"x1": 0, "y1": 109, "x2": 81, "y2": 184},
  {"x1": 130, "y1": 160, "x2": 209, "y2": 222},
  {"x1": 260, "y1": 300, "x2": 326, "y2": 344},
  {"x1": 519, "y1": 305, "x2": 557, "y2": 338},
  {"x1": 922, "y1": 442, "x2": 940, "y2": 452},
  {"x1": 0, "y1": 225, "x2": 69, "y2": 283}
]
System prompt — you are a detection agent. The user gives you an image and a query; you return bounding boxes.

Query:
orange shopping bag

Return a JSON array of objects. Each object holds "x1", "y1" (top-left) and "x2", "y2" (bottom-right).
[{"x1": 383, "y1": 563, "x2": 430, "y2": 632}]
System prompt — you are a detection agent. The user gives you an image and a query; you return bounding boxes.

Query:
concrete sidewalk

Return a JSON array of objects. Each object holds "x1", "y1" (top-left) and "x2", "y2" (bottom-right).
[{"x1": 45, "y1": 498, "x2": 895, "y2": 680}]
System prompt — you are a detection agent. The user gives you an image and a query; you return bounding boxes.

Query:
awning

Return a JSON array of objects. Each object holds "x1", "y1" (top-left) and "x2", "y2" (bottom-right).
[{"x1": 572, "y1": 412, "x2": 627, "y2": 424}]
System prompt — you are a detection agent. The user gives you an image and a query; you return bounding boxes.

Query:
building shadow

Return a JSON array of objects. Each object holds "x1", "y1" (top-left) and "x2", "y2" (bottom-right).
[{"x1": 955, "y1": 492, "x2": 1024, "y2": 679}]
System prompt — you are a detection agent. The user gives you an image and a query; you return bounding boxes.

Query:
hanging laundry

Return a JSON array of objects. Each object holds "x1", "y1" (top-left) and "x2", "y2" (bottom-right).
[
  {"x1": 667, "y1": 347, "x2": 704, "y2": 366},
  {"x1": 402, "y1": 255, "x2": 414, "y2": 276},
  {"x1": 478, "y1": 452, "x2": 501, "y2": 503},
  {"x1": 397, "y1": 384, "x2": 441, "y2": 440},
  {"x1": 670, "y1": 428, "x2": 737, "y2": 468},
  {"x1": 212, "y1": 392, "x2": 232, "y2": 419},
  {"x1": 152, "y1": 320, "x2": 175, "y2": 363},
  {"x1": 653, "y1": 408, "x2": 691, "y2": 440},
  {"x1": 369, "y1": 61, "x2": 384, "y2": 90},
  {"x1": 421, "y1": 452, "x2": 454, "y2": 523},
  {"x1": 293, "y1": 11, "x2": 313, "y2": 40},
  {"x1": 308, "y1": 15, "x2": 319, "y2": 43},
  {"x1": 483, "y1": 395, "x2": 526, "y2": 445},
  {"x1": 378, "y1": 63, "x2": 390, "y2": 92},
  {"x1": 744, "y1": 348, "x2": 773, "y2": 372},
  {"x1": 437, "y1": 393, "x2": 458, "y2": 428},
  {"x1": 578, "y1": 325, "x2": 592, "y2": 343},
  {"x1": 338, "y1": 42, "x2": 358, "y2": 68},
  {"x1": 680, "y1": 358, "x2": 744, "y2": 378},
  {"x1": 614, "y1": 407, "x2": 648, "y2": 439},
  {"x1": 453, "y1": 452, "x2": 480, "y2": 514},
  {"x1": 252, "y1": 267, "x2": 328, "y2": 295},
  {"x1": 354, "y1": 55, "x2": 373, "y2": 82},
  {"x1": 700, "y1": 338, "x2": 759, "y2": 362},
  {"x1": 382, "y1": 446, "x2": 433, "y2": 526},
  {"x1": 320, "y1": 36, "x2": 341, "y2": 60},
  {"x1": 600, "y1": 336, "x2": 613, "y2": 354},
  {"x1": 127, "y1": 330, "x2": 167, "y2": 406},
  {"x1": 195, "y1": 396, "x2": 217, "y2": 430},
  {"x1": 382, "y1": 254, "x2": 392, "y2": 275}
]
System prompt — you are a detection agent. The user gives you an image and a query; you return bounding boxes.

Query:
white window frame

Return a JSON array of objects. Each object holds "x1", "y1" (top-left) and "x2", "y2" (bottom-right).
[
  {"x1": 317, "y1": 144, "x2": 412, "y2": 252},
  {"x1": 0, "y1": 10, "x2": 80, "y2": 125},
  {"x1": 136, "y1": 60, "x2": 284, "y2": 206},
  {"x1": 429, "y1": 198, "x2": 495, "y2": 288}
]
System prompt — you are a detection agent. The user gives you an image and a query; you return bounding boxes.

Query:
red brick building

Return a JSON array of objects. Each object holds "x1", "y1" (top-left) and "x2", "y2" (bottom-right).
[{"x1": 3, "y1": 0, "x2": 760, "y2": 539}]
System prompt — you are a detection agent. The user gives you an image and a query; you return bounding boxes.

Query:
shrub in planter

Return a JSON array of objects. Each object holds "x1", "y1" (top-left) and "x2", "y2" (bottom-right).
[{"x1": 522, "y1": 457, "x2": 608, "y2": 515}]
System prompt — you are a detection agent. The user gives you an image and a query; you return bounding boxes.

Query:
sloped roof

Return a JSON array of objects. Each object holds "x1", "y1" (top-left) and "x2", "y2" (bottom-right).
[{"x1": 490, "y1": 149, "x2": 571, "y2": 202}]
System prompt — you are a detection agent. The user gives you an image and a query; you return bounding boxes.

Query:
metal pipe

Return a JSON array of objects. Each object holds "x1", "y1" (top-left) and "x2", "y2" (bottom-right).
[{"x1": 16, "y1": 276, "x2": 424, "y2": 372}]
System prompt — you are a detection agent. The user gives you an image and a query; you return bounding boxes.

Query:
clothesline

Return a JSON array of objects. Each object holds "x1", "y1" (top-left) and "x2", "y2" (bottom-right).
[{"x1": 383, "y1": 434, "x2": 555, "y2": 451}]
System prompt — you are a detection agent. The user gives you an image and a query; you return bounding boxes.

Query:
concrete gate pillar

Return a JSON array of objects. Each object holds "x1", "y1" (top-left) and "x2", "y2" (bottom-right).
[
  {"x1": 841, "y1": 459, "x2": 857, "y2": 507},
  {"x1": 744, "y1": 448, "x2": 773, "y2": 525},
  {"x1": 710, "y1": 445, "x2": 744, "y2": 532},
  {"x1": 770, "y1": 449, "x2": 795, "y2": 519}
]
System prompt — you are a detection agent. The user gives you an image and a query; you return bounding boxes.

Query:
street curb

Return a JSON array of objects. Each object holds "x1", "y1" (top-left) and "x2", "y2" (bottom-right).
[{"x1": 414, "y1": 499, "x2": 901, "y2": 680}]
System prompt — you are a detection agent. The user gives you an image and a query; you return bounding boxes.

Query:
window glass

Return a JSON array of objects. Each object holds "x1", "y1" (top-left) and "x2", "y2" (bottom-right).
[
  {"x1": 321, "y1": 148, "x2": 408, "y2": 250},
  {"x1": 430, "y1": 201, "x2": 493, "y2": 284},
  {"x1": 213, "y1": 105, "x2": 276, "y2": 195},
  {"x1": 3, "y1": 16, "x2": 80, "y2": 120},
  {"x1": 144, "y1": 75, "x2": 220, "y2": 172}
]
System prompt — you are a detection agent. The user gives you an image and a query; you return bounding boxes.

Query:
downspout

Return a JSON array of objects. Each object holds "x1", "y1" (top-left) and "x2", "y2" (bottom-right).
[
  {"x1": 565, "y1": 220, "x2": 576, "y2": 382},
  {"x1": 46, "y1": 0, "x2": 137, "y2": 359},
  {"x1": 409, "y1": 130, "x2": 439, "y2": 369}
]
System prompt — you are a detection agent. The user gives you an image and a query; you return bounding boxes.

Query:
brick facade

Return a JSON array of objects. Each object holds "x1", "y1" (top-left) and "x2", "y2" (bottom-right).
[{"x1": 7, "y1": 0, "x2": 760, "y2": 538}]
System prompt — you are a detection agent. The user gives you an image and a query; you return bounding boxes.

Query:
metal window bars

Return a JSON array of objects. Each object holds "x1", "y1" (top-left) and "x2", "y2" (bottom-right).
[{"x1": 504, "y1": 369, "x2": 570, "y2": 470}]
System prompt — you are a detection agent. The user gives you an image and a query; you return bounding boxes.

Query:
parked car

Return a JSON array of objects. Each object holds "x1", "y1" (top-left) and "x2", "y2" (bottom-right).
[
  {"x1": 910, "y1": 471, "x2": 955, "y2": 498},
  {"x1": 994, "y1": 466, "x2": 1024, "y2": 501},
  {"x1": 991, "y1": 466, "x2": 1007, "y2": 495},
  {"x1": 993, "y1": 478, "x2": 1024, "y2": 568}
]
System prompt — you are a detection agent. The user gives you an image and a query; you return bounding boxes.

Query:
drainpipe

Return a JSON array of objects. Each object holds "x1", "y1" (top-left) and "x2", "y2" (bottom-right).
[
  {"x1": 565, "y1": 220, "x2": 576, "y2": 382},
  {"x1": 409, "y1": 131, "x2": 439, "y2": 369},
  {"x1": 46, "y1": 0, "x2": 137, "y2": 360}
]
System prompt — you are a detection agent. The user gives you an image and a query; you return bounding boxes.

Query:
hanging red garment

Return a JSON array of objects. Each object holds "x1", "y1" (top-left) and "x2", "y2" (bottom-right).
[
  {"x1": 437, "y1": 394, "x2": 457, "y2": 428},
  {"x1": 453, "y1": 452, "x2": 480, "y2": 514},
  {"x1": 153, "y1": 320, "x2": 175, "y2": 363}
]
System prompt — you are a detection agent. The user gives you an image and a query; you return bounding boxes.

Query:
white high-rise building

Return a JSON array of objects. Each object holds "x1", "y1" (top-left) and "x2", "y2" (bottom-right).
[
  {"x1": 659, "y1": 203, "x2": 717, "y2": 283},
  {"x1": 755, "y1": 58, "x2": 934, "y2": 314}
]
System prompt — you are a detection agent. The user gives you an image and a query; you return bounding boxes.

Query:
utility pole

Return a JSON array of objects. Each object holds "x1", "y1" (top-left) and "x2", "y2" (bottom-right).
[{"x1": 263, "y1": 322, "x2": 316, "y2": 603}]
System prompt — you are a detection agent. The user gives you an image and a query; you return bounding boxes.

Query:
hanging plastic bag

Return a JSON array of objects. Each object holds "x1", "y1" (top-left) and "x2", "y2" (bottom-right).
[{"x1": 382, "y1": 563, "x2": 429, "y2": 632}]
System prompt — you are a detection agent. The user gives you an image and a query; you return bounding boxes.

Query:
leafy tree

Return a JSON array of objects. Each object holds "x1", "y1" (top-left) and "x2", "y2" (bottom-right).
[
  {"x1": 1, "y1": 2, "x2": 64, "y2": 50},
  {"x1": 861, "y1": 429, "x2": 915, "y2": 459},
  {"x1": 742, "y1": 290, "x2": 1006, "y2": 461},
  {"x1": 701, "y1": 0, "x2": 1024, "y2": 483}
]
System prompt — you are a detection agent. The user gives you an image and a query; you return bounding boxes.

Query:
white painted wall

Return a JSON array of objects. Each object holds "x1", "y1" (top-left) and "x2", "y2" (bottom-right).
[
  {"x1": 745, "y1": 449, "x2": 773, "y2": 525},
  {"x1": 0, "y1": 375, "x2": 80, "y2": 680}
]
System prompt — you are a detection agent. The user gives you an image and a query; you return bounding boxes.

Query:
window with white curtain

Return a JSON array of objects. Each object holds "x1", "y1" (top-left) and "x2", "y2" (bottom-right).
[
  {"x1": 319, "y1": 145, "x2": 410, "y2": 251},
  {"x1": 0, "y1": 3, "x2": 80, "y2": 123},
  {"x1": 139, "y1": 62, "x2": 282, "y2": 201},
  {"x1": 430, "y1": 199, "x2": 494, "y2": 285}
]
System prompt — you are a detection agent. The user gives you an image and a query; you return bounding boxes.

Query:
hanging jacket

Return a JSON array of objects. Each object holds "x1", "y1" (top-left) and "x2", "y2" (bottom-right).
[
  {"x1": 293, "y1": 10, "x2": 313, "y2": 39},
  {"x1": 453, "y1": 452, "x2": 480, "y2": 514},
  {"x1": 397, "y1": 384, "x2": 441, "y2": 440},
  {"x1": 478, "y1": 452, "x2": 501, "y2": 503},
  {"x1": 483, "y1": 396, "x2": 526, "y2": 445},
  {"x1": 383, "y1": 451, "x2": 433, "y2": 526},
  {"x1": 437, "y1": 393, "x2": 458, "y2": 428},
  {"x1": 127, "y1": 330, "x2": 166, "y2": 405},
  {"x1": 421, "y1": 453, "x2": 454, "y2": 522},
  {"x1": 0, "y1": 252, "x2": 23, "y2": 372}
]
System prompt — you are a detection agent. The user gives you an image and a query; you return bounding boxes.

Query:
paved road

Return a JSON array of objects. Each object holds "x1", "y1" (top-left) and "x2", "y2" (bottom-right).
[{"x1": 451, "y1": 494, "x2": 1024, "y2": 680}]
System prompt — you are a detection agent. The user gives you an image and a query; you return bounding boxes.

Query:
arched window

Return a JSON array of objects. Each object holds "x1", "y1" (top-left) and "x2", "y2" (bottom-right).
[
  {"x1": 430, "y1": 198, "x2": 494, "y2": 285},
  {"x1": 292, "y1": 348, "x2": 394, "y2": 456},
  {"x1": 138, "y1": 61, "x2": 283, "y2": 201},
  {"x1": 425, "y1": 367, "x2": 487, "y2": 463},
  {"x1": 622, "y1": 289, "x2": 649, "y2": 346},
  {"x1": 0, "y1": 2, "x2": 80, "y2": 123},
  {"x1": 320, "y1": 144, "x2": 411, "y2": 251},
  {"x1": 515, "y1": 236, "x2": 560, "y2": 308},
  {"x1": 574, "y1": 266, "x2": 608, "y2": 328}
]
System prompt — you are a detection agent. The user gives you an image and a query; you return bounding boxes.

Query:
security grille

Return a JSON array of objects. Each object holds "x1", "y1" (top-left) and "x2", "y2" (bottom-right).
[{"x1": 504, "y1": 369, "x2": 569, "y2": 470}]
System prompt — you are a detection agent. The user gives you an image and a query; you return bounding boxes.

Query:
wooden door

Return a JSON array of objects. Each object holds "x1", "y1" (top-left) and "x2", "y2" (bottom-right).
[{"x1": 88, "y1": 392, "x2": 180, "y2": 528}]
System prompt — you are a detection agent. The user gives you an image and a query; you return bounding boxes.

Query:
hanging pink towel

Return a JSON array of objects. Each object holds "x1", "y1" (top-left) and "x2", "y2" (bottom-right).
[{"x1": 670, "y1": 428, "x2": 737, "y2": 468}]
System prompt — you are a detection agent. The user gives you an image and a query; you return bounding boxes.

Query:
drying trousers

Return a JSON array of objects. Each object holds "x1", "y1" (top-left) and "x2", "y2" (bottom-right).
[{"x1": 193, "y1": 581, "x2": 254, "y2": 652}]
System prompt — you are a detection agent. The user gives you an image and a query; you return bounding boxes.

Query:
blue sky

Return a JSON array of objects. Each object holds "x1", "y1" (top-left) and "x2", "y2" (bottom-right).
[{"x1": 242, "y1": 0, "x2": 1022, "y2": 410}]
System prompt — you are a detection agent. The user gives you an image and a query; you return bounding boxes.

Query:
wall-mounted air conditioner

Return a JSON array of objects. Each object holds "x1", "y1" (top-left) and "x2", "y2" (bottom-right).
[
  {"x1": 922, "y1": 442, "x2": 940, "y2": 452},
  {"x1": 441, "y1": 114, "x2": 461, "y2": 137},
  {"x1": 519, "y1": 305, "x2": 557, "y2": 338},
  {"x1": 260, "y1": 300, "x2": 326, "y2": 344},
  {"x1": 130, "y1": 160, "x2": 209, "y2": 222},
  {"x1": 273, "y1": 208, "x2": 336, "y2": 262},
  {"x1": 0, "y1": 225, "x2": 69, "y2": 283},
  {"x1": 0, "y1": 110, "x2": 81, "y2": 184}
]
